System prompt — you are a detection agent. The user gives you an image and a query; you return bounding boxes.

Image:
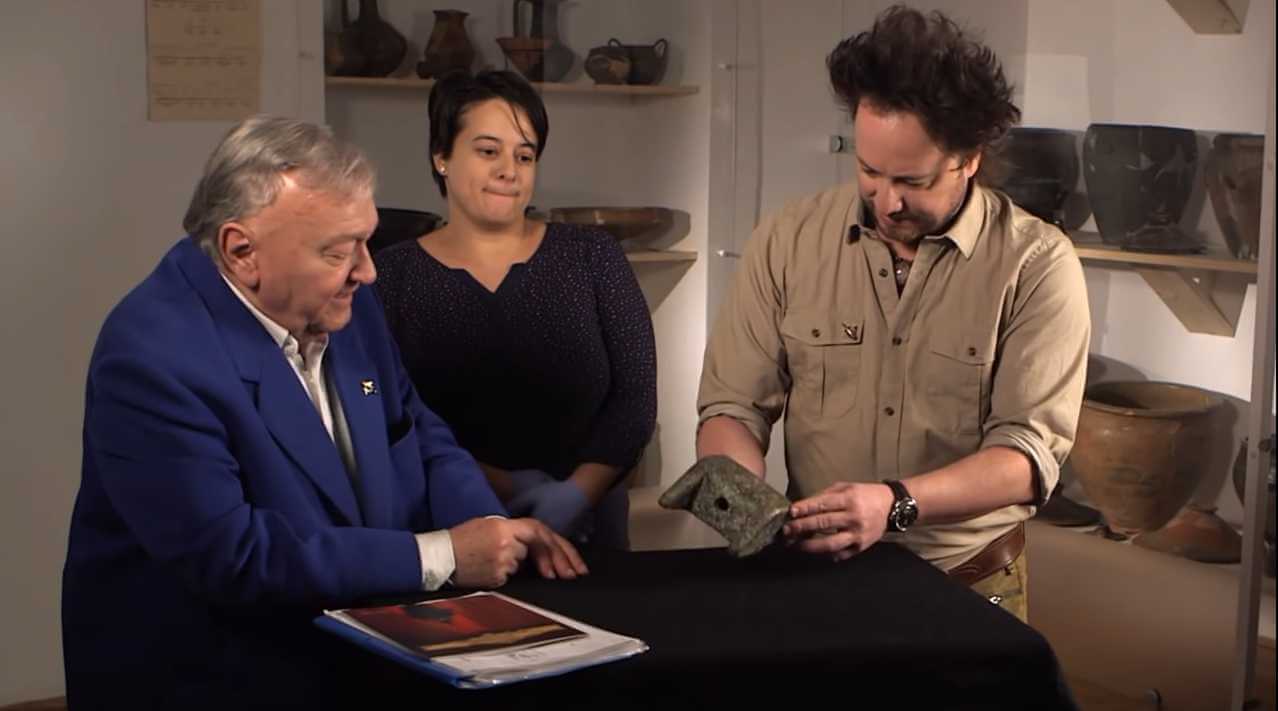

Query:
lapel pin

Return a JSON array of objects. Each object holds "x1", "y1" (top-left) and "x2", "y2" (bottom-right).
[
  {"x1": 361, "y1": 379, "x2": 377, "y2": 396},
  {"x1": 842, "y1": 322, "x2": 859, "y2": 341}
]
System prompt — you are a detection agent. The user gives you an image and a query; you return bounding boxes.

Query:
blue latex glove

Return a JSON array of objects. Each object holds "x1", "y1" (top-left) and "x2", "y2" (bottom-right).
[
  {"x1": 506, "y1": 479, "x2": 590, "y2": 536},
  {"x1": 506, "y1": 468, "x2": 556, "y2": 497}
]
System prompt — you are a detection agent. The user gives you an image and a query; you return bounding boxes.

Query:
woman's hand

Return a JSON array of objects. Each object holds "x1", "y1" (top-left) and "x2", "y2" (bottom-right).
[{"x1": 506, "y1": 479, "x2": 591, "y2": 536}]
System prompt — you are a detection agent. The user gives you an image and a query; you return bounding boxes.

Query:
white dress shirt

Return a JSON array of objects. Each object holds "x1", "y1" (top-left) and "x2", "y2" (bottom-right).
[{"x1": 220, "y1": 274, "x2": 455, "y2": 590}]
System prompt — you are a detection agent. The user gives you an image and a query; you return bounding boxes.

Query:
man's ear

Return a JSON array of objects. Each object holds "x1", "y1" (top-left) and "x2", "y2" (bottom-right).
[
  {"x1": 218, "y1": 222, "x2": 259, "y2": 288},
  {"x1": 962, "y1": 150, "x2": 983, "y2": 180}
]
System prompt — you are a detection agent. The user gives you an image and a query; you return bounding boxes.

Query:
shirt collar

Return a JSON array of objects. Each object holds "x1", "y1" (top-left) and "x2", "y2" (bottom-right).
[
  {"x1": 219, "y1": 272, "x2": 328, "y2": 360},
  {"x1": 851, "y1": 182, "x2": 988, "y2": 259}
]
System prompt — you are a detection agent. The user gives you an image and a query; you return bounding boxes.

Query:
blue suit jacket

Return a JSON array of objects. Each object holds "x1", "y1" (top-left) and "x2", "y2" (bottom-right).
[{"x1": 62, "y1": 238, "x2": 504, "y2": 709}]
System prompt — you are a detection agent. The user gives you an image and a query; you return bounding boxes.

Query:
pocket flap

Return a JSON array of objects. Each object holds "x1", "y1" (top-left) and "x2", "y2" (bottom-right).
[
  {"x1": 929, "y1": 338, "x2": 988, "y2": 365},
  {"x1": 781, "y1": 310, "x2": 864, "y2": 346}
]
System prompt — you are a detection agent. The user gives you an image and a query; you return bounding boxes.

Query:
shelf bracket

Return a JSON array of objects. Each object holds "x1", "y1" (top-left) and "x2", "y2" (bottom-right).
[
  {"x1": 1135, "y1": 267, "x2": 1249, "y2": 336},
  {"x1": 1164, "y1": 0, "x2": 1249, "y2": 34}
]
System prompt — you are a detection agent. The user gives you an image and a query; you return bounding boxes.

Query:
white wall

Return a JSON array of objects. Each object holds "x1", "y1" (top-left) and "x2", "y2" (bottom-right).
[
  {"x1": 1023, "y1": 0, "x2": 1274, "y2": 524},
  {"x1": 324, "y1": 0, "x2": 712, "y2": 489},
  {"x1": 0, "y1": 2, "x2": 319, "y2": 703}
]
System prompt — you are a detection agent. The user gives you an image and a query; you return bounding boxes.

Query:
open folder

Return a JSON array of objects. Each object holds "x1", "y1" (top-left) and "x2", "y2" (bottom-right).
[{"x1": 316, "y1": 591, "x2": 649, "y2": 689}]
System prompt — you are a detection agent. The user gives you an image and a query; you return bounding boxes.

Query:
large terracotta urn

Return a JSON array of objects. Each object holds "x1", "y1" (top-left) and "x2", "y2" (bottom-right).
[{"x1": 1071, "y1": 381, "x2": 1224, "y2": 536}]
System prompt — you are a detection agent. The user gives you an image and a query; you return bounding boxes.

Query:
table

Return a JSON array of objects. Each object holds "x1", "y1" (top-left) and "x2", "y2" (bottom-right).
[{"x1": 343, "y1": 543, "x2": 1077, "y2": 709}]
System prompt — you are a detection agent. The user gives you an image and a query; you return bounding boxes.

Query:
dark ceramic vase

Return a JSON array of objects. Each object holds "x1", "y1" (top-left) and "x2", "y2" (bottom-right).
[
  {"x1": 417, "y1": 10, "x2": 474, "y2": 80},
  {"x1": 352, "y1": 0, "x2": 406, "y2": 77},
  {"x1": 1083, "y1": 124, "x2": 1201, "y2": 253},
  {"x1": 498, "y1": 0, "x2": 572, "y2": 82},
  {"x1": 324, "y1": 1, "x2": 366, "y2": 76},
  {"x1": 585, "y1": 44, "x2": 630, "y2": 85},
  {"x1": 998, "y1": 127, "x2": 1086, "y2": 230},
  {"x1": 609, "y1": 38, "x2": 668, "y2": 85},
  {"x1": 1071, "y1": 381, "x2": 1224, "y2": 536},
  {"x1": 1205, "y1": 133, "x2": 1265, "y2": 261}
]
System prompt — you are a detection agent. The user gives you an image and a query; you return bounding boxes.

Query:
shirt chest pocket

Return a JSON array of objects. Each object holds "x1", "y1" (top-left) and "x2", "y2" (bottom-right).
[
  {"x1": 780, "y1": 310, "x2": 864, "y2": 418},
  {"x1": 924, "y1": 335, "x2": 991, "y2": 435}
]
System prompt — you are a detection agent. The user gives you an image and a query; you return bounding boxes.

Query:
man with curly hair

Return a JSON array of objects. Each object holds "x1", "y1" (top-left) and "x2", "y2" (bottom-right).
[{"x1": 696, "y1": 5, "x2": 1090, "y2": 622}]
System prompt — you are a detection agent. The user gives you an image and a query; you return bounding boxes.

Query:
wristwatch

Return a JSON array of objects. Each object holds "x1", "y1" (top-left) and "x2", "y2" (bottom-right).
[{"x1": 883, "y1": 480, "x2": 919, "y2": 532}]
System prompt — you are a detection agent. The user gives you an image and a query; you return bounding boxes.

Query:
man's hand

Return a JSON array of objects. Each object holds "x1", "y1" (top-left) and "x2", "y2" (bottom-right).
[
  {"x1": 450, "y1": 517, "x2": 588, "y2": 588},
  {"x1": 781, "y1": 482, "x2": 895, "y2": 562},
  {"x1": 506, "y1": 479, "x2": 590, "y2": 536},
  {"x1": 518, "y1": 518, "x2": 589, "y2": 580}
]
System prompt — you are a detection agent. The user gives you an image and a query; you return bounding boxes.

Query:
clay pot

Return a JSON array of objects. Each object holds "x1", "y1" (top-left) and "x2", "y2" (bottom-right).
[
  {"x1": 548, "y1": 206, "x2": 674, "y2": 246},
  {"x1": 585, "y1": 45, "x2": 631, "y2": 85},
  {"x1": 351, "y1": 0, "x2": 407, "y2": 77},
  {"x1": 416, "y1": 10, "x2": 474, "y2": 80},
  {"x1": 497, "y1": 0, "x2": 572, "y2": 82},
  {"x1": 1071, "y1": 381, "x2": 1224, "y2": 536},
  {"x1": 1133, "y1": 505, "x2": 1241, "y2": 563},
  {"x1": 496, "y1": 37, "x2": 572, "y2": 83},
  {"x1": 1205, "y1": 133, "x2": 1264, "y2": 261},
  {"x1": 607, "y1": 38, "x2": 668, "y2": 85},
  {"x1": 1083, "y1": 124, "x2": 1201, "y2": 254}
]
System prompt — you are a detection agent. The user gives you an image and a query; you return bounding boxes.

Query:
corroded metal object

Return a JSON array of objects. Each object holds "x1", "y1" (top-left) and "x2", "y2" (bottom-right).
[{"x1": 658, "y1": 456, "x2": 789, "y2": 557}]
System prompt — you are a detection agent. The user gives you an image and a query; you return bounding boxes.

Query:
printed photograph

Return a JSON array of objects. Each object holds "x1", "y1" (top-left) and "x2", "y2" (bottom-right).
[{"x1": 347, "y1": 594, "x2": 586, "y2": 657}]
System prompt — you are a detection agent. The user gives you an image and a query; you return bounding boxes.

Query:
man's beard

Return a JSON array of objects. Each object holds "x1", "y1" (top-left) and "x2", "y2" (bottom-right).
[{"x1": 870, "y1": 181, "x2": 971, "y2": 246}]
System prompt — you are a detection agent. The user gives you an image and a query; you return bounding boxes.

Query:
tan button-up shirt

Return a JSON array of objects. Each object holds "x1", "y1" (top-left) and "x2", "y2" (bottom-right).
[{"x1": 698, "y1": 182, "x2": 1090, "y2": 571}]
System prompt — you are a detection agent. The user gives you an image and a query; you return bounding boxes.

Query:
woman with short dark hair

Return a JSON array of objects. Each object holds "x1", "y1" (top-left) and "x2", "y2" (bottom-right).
[{"x1": 374, "y1": 70, "x2": 656, "y2": 550}]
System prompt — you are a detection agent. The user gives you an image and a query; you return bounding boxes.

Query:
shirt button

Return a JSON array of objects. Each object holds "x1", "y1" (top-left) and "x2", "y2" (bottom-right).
[
  {"x1": 967, "y1": 347, "x2": 978, "y2": 357},
  {"x1": 878, "y1": 268, "x2": 889, "y2": 278},
  {"x1": 811, "y1": 328, "x2": 821, "y2": 338},
  {"x1": 884, "y1": 407, "x2": 895, "y2": 416},
  {"x1": 892, "y1": 336, "x2": 902, "y2": 346}
]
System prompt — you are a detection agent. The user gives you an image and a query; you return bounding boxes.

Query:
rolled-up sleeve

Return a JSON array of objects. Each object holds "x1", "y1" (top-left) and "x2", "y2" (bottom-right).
[
  {"x1": 980, "y1": 236, "x2": 1091, "y2": 505},
  {"x1": 697, "y1": 215, "x2": 791, "y2": 450}
]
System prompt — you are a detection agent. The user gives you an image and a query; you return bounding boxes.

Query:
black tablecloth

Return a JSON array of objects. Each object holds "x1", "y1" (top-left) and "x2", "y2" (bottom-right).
[{"x1": 340, "y1": 543, "x2": 1077, "y2": 710}]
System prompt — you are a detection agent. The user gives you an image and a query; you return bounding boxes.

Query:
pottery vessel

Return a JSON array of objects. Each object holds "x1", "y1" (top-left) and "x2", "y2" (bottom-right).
[
  {"x1": 1083, "y1": 124, "x2": 1201, "y2": 254},
  {"x1": 417, "y1": 10, "x2": 474, "y2": 80},
  {"x1": 1071, "y1": 381, "x2": 1224, "y2": 535}
]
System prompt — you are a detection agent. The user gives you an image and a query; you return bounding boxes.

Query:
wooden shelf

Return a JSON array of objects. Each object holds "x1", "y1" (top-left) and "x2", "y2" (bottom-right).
[
  {"x1": 1071, "y1": 232, "x2": 1259, "y2": 275},
  {"x1": 625, "y1": 249, "x2": 698, "y2": 264},
  {"x1": 1070, "y1": 232, "x2": 1257, "y2": 336},
  {"x1": 326, "y1": 76, "x2": 700, "y2": 97},
  {"x1": 1165, "y1": 0, "x2": 1249, "y2": 34}
]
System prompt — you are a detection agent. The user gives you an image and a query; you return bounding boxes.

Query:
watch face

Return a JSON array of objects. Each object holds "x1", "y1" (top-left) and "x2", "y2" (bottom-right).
[
  {"x1": 891, "y1": 497, "x2": 919, "y2": 532},
  {"x1": 898, "y1": 498, "x2": 919, "y2": 530}
]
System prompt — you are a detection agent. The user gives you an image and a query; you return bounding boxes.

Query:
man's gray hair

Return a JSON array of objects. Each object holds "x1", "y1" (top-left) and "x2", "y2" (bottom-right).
[{"x1": 183, "y1": 115, "x2": 376, "y2": 261}]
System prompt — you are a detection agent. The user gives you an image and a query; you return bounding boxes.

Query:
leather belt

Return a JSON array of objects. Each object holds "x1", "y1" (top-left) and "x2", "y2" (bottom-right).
[{"x1": 947, "y1": 522, "x2": 1026, "y2": 587}]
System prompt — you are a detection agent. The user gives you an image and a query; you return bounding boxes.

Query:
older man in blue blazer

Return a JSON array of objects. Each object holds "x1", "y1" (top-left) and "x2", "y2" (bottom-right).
[{"x1": 62, "y1": 116, "x2": 587, "y2": 709}]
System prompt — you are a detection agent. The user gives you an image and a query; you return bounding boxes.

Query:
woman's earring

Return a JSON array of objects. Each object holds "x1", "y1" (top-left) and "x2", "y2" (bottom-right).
[{"x1": 438, "y1": 164, "x2": 447, "y2": 176}]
